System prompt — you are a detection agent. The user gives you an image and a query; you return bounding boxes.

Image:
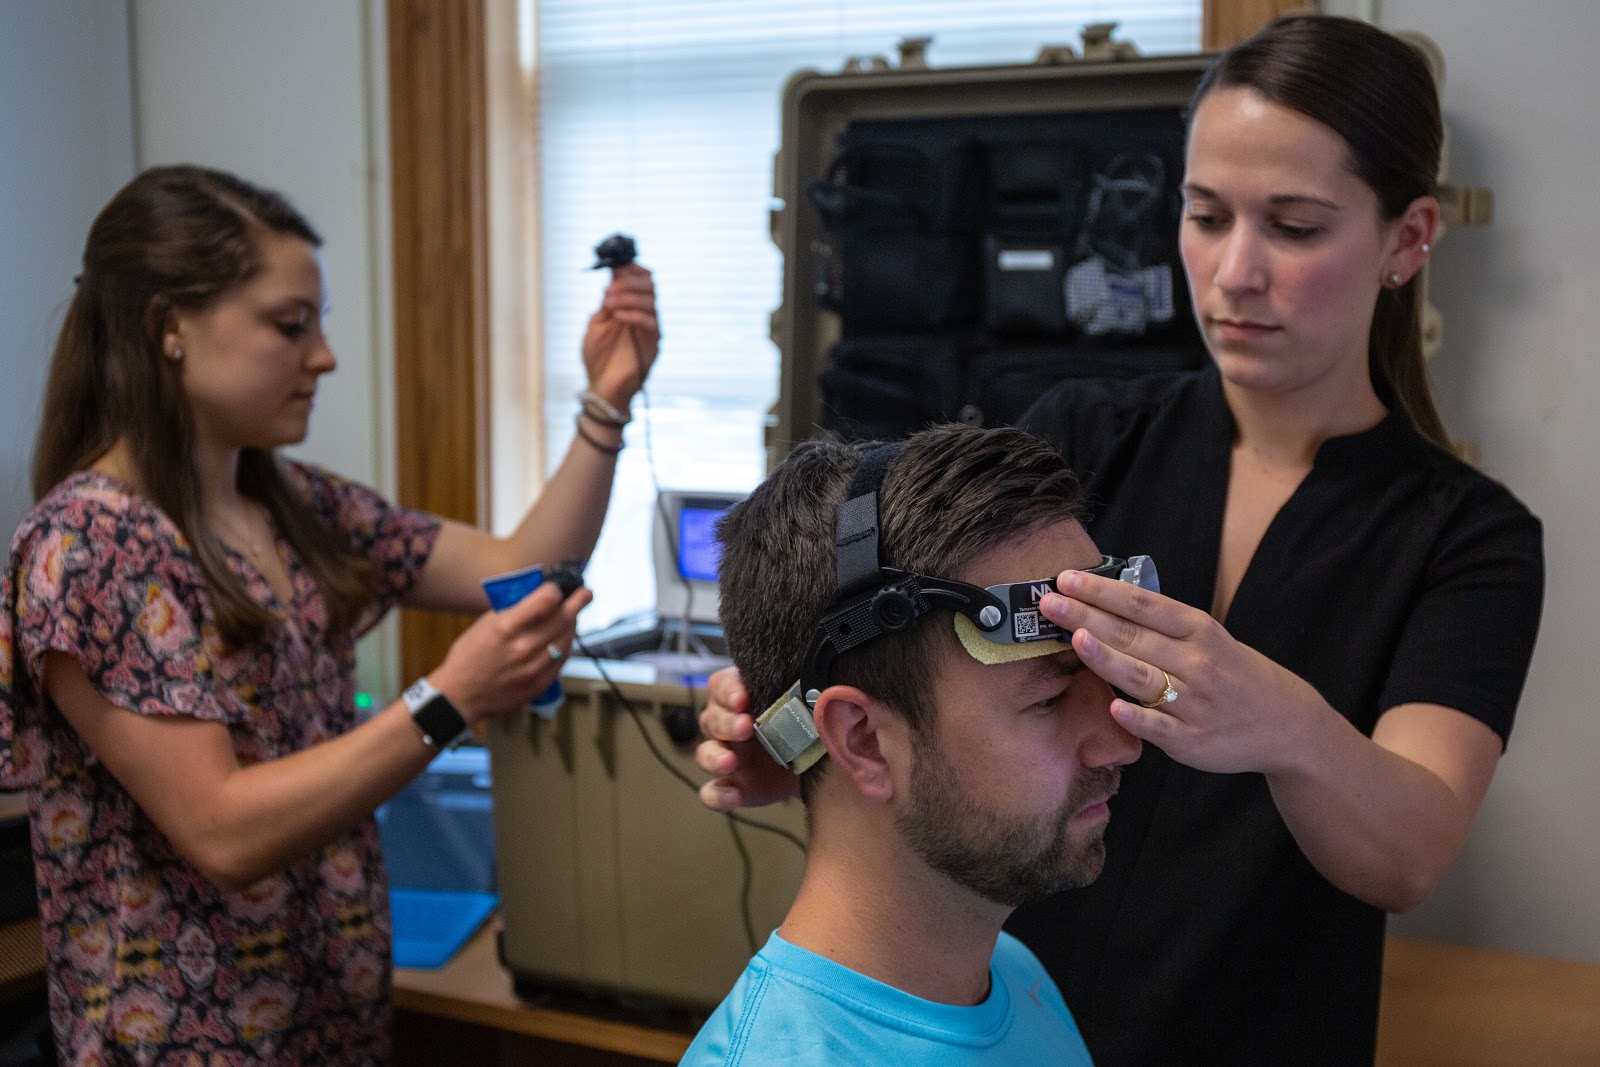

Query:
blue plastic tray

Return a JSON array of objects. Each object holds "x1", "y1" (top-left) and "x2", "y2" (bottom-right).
[{"x1": 390, "y1": 887, "x2": 498, "y2": 969}]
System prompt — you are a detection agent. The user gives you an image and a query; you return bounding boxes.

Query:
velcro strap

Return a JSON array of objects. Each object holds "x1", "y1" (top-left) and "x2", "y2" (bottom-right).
[
  {"x1": 834, "y1": 492, "x2": 881, "y2": 597},
  {"x1": 835, "y1": 443, "x2": 900, "y2": 596},
  {"x1": 753, "y1": 684, "x2": 826, "y2": 772}
]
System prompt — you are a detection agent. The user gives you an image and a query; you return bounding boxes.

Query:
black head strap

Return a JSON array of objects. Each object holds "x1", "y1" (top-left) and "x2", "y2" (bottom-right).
[
  {"x1": 799, "y1": 441, "x2": 1005, "y2": 702},
  {"x1": 834, "y1": 442, "x2": 900, "y2": 597}
]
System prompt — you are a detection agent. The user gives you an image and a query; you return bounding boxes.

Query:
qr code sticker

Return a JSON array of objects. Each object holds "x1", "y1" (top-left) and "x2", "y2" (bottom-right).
[{"x1": 1013, "y1": 610, "x2": 1041, "y2": 639}]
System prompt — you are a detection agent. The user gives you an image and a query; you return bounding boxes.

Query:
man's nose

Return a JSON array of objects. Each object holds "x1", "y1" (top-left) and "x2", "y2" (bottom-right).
[{"x1": 1080, "y1": 678, "x2": 1142, "y2": 769}]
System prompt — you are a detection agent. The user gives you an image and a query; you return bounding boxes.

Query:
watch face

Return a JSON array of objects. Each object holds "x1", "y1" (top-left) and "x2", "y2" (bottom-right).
[{"x1": 412, "y1": 693, "x2": 467, "y2": 749}]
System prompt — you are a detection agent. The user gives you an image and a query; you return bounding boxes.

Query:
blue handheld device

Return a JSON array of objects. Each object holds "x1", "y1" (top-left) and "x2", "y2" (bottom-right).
[{"x1": 482, "y1": 564, "x2": 567, "y2": 718}]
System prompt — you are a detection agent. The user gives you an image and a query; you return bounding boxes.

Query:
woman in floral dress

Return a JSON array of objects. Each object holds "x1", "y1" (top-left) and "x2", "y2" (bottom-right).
[{"x1": 0, "y1": 165, "x2": 658, "y2": 1065}]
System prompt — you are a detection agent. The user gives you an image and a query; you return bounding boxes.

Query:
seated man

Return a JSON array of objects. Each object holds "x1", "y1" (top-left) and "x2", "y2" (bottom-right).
[{"x1": 683, "y1": 424, "x2": 1143, "y2": 1066}]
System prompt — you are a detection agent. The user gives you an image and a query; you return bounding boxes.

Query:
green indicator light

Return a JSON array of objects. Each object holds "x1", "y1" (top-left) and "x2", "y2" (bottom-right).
[{"x1": 354, "y1": 692, "x2": 375, "y2": 711}]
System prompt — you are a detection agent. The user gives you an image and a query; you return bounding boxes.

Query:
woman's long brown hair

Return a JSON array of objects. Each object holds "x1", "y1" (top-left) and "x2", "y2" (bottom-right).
[
  {"x1": 1191, "y1": 14, "x2": 1454, "y2": 454},
  {"x1": 33, "y1": 165, "x2": 376, "y2": 648}
]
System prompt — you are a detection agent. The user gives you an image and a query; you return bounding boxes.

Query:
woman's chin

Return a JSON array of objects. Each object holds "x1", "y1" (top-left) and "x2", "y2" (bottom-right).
[
  {"x1": 255, "y1": 424, "x2": 312, "y2": 451},
  {"x1": 1209, "y1": 347, "x2": 1289, "y2": 391}
]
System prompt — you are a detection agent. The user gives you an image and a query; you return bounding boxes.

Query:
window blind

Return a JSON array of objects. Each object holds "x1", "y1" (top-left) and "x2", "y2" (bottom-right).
[{"x1": 532, "y1": 0, "x2": 1201, "y2": 630}]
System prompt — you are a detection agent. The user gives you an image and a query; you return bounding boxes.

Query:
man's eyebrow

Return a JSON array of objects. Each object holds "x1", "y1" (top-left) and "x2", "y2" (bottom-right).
[{"x1": 1027, "y1": 648, "x2": 1085, "y2": 680}]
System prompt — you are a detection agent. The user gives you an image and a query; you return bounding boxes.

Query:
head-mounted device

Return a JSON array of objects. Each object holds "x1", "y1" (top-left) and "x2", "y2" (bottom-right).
[{"x1": 752, "y1": 442, "x2": 1159, "y2": 773}]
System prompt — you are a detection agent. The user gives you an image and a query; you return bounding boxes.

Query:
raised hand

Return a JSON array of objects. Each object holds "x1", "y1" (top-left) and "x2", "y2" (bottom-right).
[{"x1": 581, "y1": 263, "x2": 660, "y2": 409}]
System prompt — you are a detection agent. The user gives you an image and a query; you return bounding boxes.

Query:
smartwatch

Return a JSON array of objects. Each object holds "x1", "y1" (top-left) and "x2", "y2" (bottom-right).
[{"x1": 403, "y1": 677, "x2": 468, "y2": 749}]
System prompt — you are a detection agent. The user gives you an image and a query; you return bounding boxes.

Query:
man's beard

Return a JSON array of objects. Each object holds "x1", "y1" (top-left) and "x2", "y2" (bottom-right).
[{"x1": 895, "y1": 733, "x2": 1118, "y2": 909}]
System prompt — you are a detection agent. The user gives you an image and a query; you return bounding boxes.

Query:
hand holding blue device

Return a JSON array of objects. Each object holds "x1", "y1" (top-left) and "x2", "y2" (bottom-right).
[{"x1": 481, "y1": 563, "x2": 585, "y2": 718}]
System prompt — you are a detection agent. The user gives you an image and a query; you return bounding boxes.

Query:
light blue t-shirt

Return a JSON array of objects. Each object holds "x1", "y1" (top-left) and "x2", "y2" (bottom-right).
[{"x1": 681, "y1": 930, "x2": 1093, "y2": 1066}]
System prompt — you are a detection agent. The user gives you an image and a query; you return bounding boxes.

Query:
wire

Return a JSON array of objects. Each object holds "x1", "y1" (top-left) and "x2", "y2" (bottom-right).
[
  {"x1": 632, "y1": 385, "x2": 805, "y2": 846},
  {"x1": 574, "y1": 638, "x2": 808, "y2": 857},
  {"x1": 580, "y1": 264, "x2": 805, "y2": 958},
  {"x1": 635, "y1": 383, "x2": 706, "y2": 712},
  {"x1": 575, "y1": 632, "x2": 805, "y2": 956},
  {"x1": 727, "y1": 817, "x2": 758, "y2": 956}
]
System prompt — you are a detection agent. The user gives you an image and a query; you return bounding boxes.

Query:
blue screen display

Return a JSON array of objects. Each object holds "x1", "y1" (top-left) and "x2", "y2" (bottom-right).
[{"x1": 677, "y1": 505, "x2": 728, "y2": 582}]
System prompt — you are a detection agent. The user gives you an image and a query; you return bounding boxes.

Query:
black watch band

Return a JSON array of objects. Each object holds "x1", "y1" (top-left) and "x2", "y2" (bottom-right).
[{"x1": 403, "y1": 678, "x2": 468, "y2": 749}]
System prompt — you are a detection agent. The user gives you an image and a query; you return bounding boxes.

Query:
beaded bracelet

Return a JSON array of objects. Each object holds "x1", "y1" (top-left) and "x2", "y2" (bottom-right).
[
  {"x1": 577, "y1": 407, "x2": 626, "y2": 433},
  {"x1": 577, "y1": 389, "x2": 630, "y2": 427},
  {"x1": 574, "y1": 415, "x2": 624, "y2": 456}
]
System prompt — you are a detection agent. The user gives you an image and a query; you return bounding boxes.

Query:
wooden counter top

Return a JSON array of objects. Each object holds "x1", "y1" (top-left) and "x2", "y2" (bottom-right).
[
  {"x1": 392, "y1": 913, "x2": 692, "y2": 1064},
  {"x1": 1378, "y1": 935, "x2": 1600, "y2": 1066},
  {"x1": 0, "y1": 917, "x2": 44, "y2": 1004},
  {"x1": 0, "y1": 792, "x2": 28, "y2": 823}
]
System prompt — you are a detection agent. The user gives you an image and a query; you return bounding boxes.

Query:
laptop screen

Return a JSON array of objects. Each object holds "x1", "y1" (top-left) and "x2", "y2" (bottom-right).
[{"x1": 676, "y1": 503, "x2": 730, "y2": 583}]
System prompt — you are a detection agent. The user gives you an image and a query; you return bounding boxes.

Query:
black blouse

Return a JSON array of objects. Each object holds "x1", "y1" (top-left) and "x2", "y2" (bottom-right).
[{"x1": 1006, "y1": 367, "x2": 1544, "y2": 1065}]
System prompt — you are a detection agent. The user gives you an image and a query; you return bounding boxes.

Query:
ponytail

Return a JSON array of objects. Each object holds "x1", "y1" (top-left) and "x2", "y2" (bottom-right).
[{"x1": 1371, "y1": 279, "x2": 1453, "y2": 454}]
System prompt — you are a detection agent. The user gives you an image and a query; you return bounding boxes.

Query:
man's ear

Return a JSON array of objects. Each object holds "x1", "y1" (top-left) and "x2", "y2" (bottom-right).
[{"x1": 811, "y1": 685, "x2": 905, "y2": 805}]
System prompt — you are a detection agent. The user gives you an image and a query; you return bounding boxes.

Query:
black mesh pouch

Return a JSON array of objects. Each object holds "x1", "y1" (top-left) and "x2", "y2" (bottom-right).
[
  {"x1": 818, "y1": 334, "x2": 965, "y2": 442},
  {"x1": 809, "y1": 139, "x2": 983, "y2": 330}
]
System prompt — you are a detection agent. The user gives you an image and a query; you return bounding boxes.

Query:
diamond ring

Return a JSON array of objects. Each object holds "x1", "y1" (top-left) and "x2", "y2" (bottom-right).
[{"x1": 1138, "y1": 669, "x2": 1177, "y2": 709}]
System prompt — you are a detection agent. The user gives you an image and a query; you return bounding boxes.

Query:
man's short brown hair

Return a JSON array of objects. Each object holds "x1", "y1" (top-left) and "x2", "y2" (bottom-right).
[{"x1": 715, "y1": 424, "x2": 1084, "y2": 794}]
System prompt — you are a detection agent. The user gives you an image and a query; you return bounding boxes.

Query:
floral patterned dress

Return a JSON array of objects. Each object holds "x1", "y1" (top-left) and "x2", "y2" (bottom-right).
[{"x1": 0, "y1": 463, "x2": 441, "y2": 1066}]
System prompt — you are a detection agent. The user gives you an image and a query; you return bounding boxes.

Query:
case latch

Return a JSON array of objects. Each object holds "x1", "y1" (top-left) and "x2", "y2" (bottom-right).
[
  {"x1": 1081, "y1": 22, "x2": 1140, "y2": 62},
  {"x1": 1034, "y1": 44, "x2": 1078, "y2": 65},
  {"x1": 897, "y1": 36, "x2": 933, "y2": 70},
  {"x1": 1035, "y1": 22, "x2": 1140, "y2": 65}
]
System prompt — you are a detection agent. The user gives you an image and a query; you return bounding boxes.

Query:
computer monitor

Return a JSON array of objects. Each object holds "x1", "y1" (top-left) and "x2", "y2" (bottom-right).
[
  {"x1": 675, "y1": 502, "x2": 726, "y2": 583},
  {"x1": 652, "y1": 490, "x2": 743, "y2": 625}
]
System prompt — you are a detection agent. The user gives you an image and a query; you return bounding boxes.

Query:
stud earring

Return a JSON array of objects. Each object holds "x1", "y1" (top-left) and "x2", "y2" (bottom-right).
[
  {"x1": 1387, "y1": 272, "x2": 1403, "y2": 287},
  {"x1": 1421, "y1": 242, "x2": 1431, "y2": 254},
  {"x1": 169, "y1": 346, "x2": 184, "y2": 362}
]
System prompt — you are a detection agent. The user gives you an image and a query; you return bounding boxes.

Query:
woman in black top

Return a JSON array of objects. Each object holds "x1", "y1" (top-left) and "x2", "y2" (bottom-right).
[{"x1": 694, "y1": 15, "x2": 1544, "y2": 1064}]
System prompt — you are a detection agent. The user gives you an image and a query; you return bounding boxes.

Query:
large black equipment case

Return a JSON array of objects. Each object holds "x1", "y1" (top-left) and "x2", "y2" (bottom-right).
[
  {"x1": 769, "y1": 26, "x2": 1213, "y2": 457},
  {"x1": 765, "y1": 23, "x2": 1489, "y2": 462}
]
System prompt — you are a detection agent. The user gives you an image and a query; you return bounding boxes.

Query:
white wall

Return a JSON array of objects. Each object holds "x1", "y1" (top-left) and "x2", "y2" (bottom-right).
[
  {"x1": 128, "y1": 0, "x2": 392, "y2": 494},
  {"x1": 1374, "y1": 0, "x2": 1600, "y2": 966},
  {"x1": 127, "y1": 0, "x2": 400, "y2": 700},
  {"x1": 0, "y1": 0, "x2": 397, "y2": 701},
  {"x1": 0, "y1": 1, "x2": 136, "y2": 539}
]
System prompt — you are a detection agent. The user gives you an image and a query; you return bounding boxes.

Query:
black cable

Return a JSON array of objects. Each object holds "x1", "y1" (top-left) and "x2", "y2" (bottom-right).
[
  {"x1": 637, "y1": 385, "x2": 704, "y2": 692},
  {"x1": 581, "y1": 266, "x2": 804, "y2": 959},
  {"x1": 727, "y1": 817, "x2": 758, "y2": 956},
  {"x1": 628, "y1": 384, "x2": 807, "y2": 850},
  {"x1": 574, "y1": 637, "x2": 808, "y2": 857}
]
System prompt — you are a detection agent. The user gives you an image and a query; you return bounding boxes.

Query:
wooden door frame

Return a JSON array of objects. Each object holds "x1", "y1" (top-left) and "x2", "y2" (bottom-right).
[{"x1": 387, "y1": 0, "x2": 489, "y2": 682}]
